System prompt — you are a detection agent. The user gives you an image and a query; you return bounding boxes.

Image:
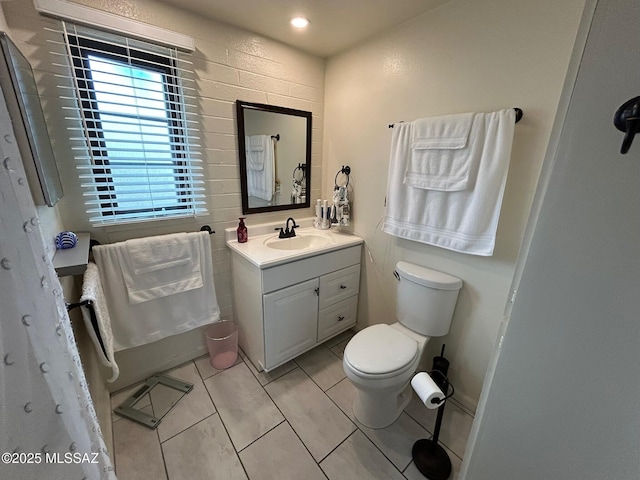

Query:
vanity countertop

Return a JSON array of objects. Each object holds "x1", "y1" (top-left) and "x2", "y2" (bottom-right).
[{"x1": 225, "y1": 218, "x2": 363, "y2": 269}]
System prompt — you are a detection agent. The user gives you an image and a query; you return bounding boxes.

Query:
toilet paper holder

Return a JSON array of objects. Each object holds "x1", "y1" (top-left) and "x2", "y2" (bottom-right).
[{"x1": 410, "y1": 345, "x2": 455, "y2": 480}]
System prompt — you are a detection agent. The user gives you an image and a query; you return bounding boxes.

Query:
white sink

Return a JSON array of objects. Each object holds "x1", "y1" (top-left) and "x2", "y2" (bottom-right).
[
  {"x1": 225, "y1": 219, "x2": 363, "y2": 268},
  {"x1": 264, "y1": 234, "x2": 329, "y2": 251}
]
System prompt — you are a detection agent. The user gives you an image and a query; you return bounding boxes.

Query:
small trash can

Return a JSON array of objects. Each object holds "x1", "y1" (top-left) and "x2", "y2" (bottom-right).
[{"x1": 205, "y1": 321, "x2": 238, "y2": 370}]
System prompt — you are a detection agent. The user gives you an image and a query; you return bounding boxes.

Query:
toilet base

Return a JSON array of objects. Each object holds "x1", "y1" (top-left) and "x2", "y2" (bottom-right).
[
  {"x1": 412, "y1": 439, "x2": 452, "y2": 480},
  {"x1": 352, "y1": 383, "x2": 413, "y2": 429}
]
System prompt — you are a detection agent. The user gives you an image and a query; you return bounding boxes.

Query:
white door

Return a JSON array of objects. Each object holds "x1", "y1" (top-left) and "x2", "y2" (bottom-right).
[
  {"x1": 263, "y1": 278, "x2": 319, "y2": 369},
  {"x1": 463, "y1": 1, "x2": 640, "y2": 479}
]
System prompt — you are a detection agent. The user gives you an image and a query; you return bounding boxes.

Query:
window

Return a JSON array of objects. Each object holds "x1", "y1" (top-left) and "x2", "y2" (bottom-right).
[{"x1": 59, "y1": 23, "x2": 205, "y2": 225}]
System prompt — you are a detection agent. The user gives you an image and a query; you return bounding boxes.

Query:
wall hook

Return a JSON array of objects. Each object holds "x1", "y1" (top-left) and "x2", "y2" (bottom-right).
[{"x1": 614, "y1": 96, "x2": 640, "y2": 154}]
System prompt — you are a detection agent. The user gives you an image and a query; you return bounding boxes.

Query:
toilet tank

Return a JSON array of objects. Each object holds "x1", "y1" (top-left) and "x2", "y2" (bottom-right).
[{"x1": 395, "y1": 262, "x2": 463, "y2": 337}]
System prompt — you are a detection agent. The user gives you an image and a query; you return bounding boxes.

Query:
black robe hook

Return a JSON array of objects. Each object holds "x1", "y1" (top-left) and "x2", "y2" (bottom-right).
[{"x1": 614, "y1": 96, "x2": 640, "y2": 154}]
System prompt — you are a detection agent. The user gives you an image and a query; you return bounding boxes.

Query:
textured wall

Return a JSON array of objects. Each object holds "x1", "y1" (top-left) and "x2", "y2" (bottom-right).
[{"x1": 323, "y1": 0, "x2": 587, "y2": 410}]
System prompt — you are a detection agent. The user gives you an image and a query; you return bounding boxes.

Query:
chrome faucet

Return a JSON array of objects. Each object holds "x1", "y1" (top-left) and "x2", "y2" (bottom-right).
[{"x1": 275, "y1": 217, "x2": 299, "y2": 238}]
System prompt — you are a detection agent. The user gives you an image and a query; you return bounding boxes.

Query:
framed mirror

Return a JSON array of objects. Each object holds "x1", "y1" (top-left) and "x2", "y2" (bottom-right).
[{"x1": 236, "y1": 100, "x2": 312, "y2": 214}]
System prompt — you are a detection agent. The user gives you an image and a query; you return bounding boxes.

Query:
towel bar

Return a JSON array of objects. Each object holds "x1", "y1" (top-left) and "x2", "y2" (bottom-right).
[
  {"x1": 389, "y1": 107, "x2": 523, "y2": 128},
  {"x1": 66, "y1": 299, "x2": 108, "y2": 358},
  {"x1": 66, "y1": 299, "x2": 91, "y2": 311}
]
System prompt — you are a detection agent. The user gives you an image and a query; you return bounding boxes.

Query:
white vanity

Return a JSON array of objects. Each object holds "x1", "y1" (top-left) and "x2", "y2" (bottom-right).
[{"x1": 226, "y1": 218, "x2": 363, "y2": 372}]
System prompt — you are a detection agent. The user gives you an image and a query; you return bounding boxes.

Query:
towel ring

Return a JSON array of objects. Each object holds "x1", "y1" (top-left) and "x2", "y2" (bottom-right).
[
  {"x1": 334, "y1": 165, "x2": 351, "y2": 188},
  {"x1": 293, "y1": 164, "x2": 306, "y2": 182}
]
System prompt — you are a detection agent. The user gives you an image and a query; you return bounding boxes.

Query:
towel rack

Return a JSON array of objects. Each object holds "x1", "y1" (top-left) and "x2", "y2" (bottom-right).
[
  {"x1": 293, "y1": 163, "x2": 306, "y2": 181},
  {"x1": 388, "y1": 108, "x2": 523, "y2": 128},
  {"x1": 200, "y1": 225, "x2": 215, "y2": 234},
  {"x1": 334, "y1": 165, "x2": 351, "y2": 188},
  {"x1": 66, "y1": 299, "x2": 108, "y2": 358},
  {"x1": 66, "y1": 299, "x2": 92, "y2": 311}
]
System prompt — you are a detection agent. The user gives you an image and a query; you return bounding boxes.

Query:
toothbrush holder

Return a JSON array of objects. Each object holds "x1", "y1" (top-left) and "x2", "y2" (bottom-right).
[{"x1": 314, "y1": 218, "x2": 331, "y2": 230}]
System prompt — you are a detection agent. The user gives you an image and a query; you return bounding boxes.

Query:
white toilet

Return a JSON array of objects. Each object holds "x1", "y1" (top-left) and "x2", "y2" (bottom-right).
[{"x1": 343, "y1": 261, "x2": 462, "y2": 429}]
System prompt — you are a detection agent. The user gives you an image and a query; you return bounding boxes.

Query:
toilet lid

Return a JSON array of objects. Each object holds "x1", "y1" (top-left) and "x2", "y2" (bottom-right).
[{"x1": 344, "y1": 324, "x2": 418, "y2": 375}]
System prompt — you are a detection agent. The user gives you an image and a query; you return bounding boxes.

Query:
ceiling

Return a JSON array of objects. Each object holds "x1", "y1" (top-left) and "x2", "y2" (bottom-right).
[{"x1": 156, "y1": 0, "x2": 451, "y2": 58}]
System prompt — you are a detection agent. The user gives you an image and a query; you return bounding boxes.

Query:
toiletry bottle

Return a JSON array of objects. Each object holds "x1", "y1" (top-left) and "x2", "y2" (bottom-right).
[
  {"x1": 315, "y1": 199, "x2": 321, "y2": 227},
  {"x1": 237, "y1": 217, "x2": 248, "y2": 243},
  {"x1": 322, "y1": 200, "x2": 329, "y2": 228}
]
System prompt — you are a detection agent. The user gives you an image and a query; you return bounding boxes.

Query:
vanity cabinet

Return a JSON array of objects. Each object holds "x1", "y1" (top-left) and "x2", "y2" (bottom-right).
[{"x1": 231, "y1": 244, "x2": 361, "y2": 372}]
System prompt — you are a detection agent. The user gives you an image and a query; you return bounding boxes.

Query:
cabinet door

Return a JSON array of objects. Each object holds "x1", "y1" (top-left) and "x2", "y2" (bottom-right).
[
  {"x1": 263, "y1": 278, "x2": 319, "y2": 369},
  {"x1": 318, "y1": 264, "x2": 360, "y2": 310}
]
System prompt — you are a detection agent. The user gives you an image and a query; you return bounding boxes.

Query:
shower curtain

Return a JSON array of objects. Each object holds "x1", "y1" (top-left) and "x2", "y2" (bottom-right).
[{"x1": 0, "y1": 94, "x2": 116, "y2": 478}]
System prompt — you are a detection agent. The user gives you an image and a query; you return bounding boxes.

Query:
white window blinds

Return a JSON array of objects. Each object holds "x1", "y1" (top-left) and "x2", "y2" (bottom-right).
[{"x1": 52, "y1": 22, "x2": 206, "y2": 225}]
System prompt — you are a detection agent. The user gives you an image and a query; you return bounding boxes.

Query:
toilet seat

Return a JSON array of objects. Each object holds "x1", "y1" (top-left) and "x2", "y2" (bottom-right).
[{"x1": 344, "y1": 324, "x2": 418, "y2": 378}]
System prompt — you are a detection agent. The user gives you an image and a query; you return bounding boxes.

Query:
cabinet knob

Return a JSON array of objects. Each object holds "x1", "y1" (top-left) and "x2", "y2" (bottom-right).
[
  {"x1": 339, "y1": 285, "x2": 347, "y2": 289},
  {"x1": 338, "y1": 315, "x2": 345, "y2": 322}
]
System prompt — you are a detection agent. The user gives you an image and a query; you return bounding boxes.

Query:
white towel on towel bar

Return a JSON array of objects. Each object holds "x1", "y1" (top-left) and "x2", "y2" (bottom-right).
[
  {"x1": 246, "y1": 135, "x2": 266, "y2": 170},
  {"x1": 404, "y1": 112, "x2": 475, "y2": 191},
  {"x1": 122, "y1": 232, "x2": 203, "y2": 304},
  {"x1": 80, "y1": 262, "x2": 119, "y2": 382},
  {"x1": 93, "y1": 231, "x2": 220, "y2": 351},
  {"x1": 384, "y1": 109, "x2": 515, "y2": 256},
  {"x1": 246, "y1": 134, "x2": 275, "y2": 200}
]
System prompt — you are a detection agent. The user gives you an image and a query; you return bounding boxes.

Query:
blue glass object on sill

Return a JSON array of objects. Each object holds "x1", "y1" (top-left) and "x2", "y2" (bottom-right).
[{"x1": 55, "y1": 231, "x2": 78, "y2": 250}]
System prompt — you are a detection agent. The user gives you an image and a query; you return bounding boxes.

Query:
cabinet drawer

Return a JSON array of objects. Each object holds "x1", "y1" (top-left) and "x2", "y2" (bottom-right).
[
  {"x1": 318, "y1": 264, "x2": 360, "y2": 309},
  {"x1": 262, "y1": 245, "x2": 361, "y2": 294},
  {"x1": 318, "y1": 295, "x2": 358, "y2": 343}
]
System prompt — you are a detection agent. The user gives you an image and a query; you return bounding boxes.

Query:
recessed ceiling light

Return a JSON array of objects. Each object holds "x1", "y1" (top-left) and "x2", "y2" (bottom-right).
[{"x1": 290, "y1": 17, "x2": 310, "y2": 29}]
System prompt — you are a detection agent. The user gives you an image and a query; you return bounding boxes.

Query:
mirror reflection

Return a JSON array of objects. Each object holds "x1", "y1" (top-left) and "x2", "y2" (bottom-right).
[{"x1": 236, "y1": 100, "x2": 312, "y2": 214}]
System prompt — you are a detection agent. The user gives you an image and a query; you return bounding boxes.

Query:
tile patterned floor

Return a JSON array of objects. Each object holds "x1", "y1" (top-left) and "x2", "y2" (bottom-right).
[{"x1": 110, "y1": 330, "x2": 474, "y2": 480}]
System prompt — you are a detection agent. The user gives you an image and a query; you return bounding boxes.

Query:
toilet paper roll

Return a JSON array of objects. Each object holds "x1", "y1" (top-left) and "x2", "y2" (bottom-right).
[{"x1": 411, "y1": 372, "x2": 445, "y2": 409}]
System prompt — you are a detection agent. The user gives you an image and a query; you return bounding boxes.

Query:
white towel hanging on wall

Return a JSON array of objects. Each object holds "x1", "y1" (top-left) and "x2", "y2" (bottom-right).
[
  {"x1": 383, "y1": 109, "x2": 516, "y2": 256},
  {"x1": 246, "y1": 134, "x2": 275, "y2": 200},
  {"x1": 122, "y1": 232, "x2": 203, "y2": 304},
  {"x1": 404, "y1": 112, "x2": 475, "y2": 191},
  {"x1": 93, "y1": 231, "x2": 220, "y2": 351}
]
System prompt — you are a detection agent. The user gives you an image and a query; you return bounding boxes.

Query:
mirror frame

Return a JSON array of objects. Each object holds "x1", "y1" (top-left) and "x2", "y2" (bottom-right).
[{"x1": 236, "y1": 100, "x2": 312, "y2": 215}]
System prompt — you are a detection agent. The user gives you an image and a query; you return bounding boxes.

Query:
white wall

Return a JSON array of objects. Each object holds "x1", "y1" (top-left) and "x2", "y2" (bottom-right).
[
  {"x1": 0, "y1": 4, "x2": 6, "y2": 31},
  {"x1": 2, "y1": 0, "x2": 325, "y2": 328},
  {"x1": 463, "y1": 0, "x2": 640, "y2": 476},
  {"x1": 323, "y1": 0, "x2": 586, "y2": 409}
]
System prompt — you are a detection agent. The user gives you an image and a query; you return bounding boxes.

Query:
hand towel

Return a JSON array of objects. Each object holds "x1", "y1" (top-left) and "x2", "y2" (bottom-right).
[
  {"x1": 404, "y1": 112, "x2": 476, "y2": 191},
  {"x1": 246, "y1": 135, "x2": 266, "y2": 170},
  {"x1": 246, "y1": 135, "x2": 275, "y2": 201},
  {"x1": 80, "y1": 262, "x2": 119, "y2": 382},
  {"x1": 122, "y1": 232, "x2": 203, "y2": 304},
  {"x1": 93, "y1": 231, "x2": 220, "y2": 351},
  {"x1": 384, "y1": 109, "x2": 516, "y2": 256}
]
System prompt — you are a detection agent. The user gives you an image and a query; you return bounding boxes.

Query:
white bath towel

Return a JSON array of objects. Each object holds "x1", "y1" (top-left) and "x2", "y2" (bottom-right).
[
  {"x1": 93, "y1": 231, "x2": 220, "y2": 351},
  {"x1": 122, "y1": 232, "x2": 203, "y2": 304},
  {"x1": 384, "y1": 109, "x2": 515, "y2": 256},
  {"x1": 246, "y1": 135, "x2": 275, "y2": 201},
  {"x1": 80, "y1": 262, "x2": 119, "y2": 382},
  {"x1": 404, "y1": 112, "x2": 476, "y2": 191}
]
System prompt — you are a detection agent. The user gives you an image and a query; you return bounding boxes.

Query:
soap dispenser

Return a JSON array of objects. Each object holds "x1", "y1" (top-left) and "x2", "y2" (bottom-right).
[{"x1": 237, "y1": 217, "x2": 248, "y2": 243}]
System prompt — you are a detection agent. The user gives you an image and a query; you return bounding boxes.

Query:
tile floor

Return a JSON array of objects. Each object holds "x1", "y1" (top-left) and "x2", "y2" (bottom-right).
[{"x1": 110, "y1": 330, "x2": 474, "y2": 480}]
